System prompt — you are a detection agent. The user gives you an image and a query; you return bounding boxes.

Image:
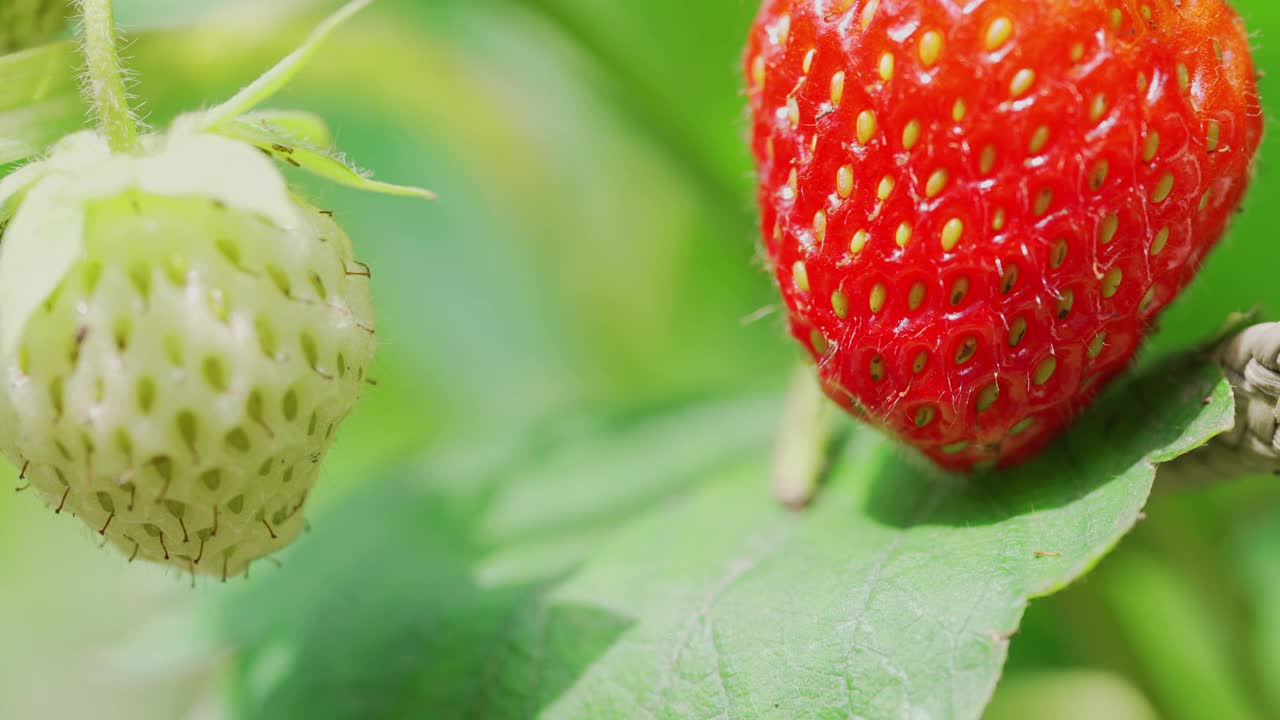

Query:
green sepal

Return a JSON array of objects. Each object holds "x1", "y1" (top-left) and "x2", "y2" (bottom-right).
[
  {"x1": 0, "y1": 130, "x2": 307, "y2": 356},
  {"x1": 207, "y1": 112, "x2": 436, "y2": 200},
  {"x1": 236, "y1": 110, "x2": 335, "y2": 149},
  {"x1": 174, "y1": 0, "x2": 433, "y2": 200}
]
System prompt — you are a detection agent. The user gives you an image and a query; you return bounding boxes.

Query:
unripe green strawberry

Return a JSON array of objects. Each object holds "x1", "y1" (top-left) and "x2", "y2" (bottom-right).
[
  {"x1": 0, "y1": 130, "x2": 375, "y2": 578},
  {"x1": 0, "y1": 0, "x2": 70, "y2": 52}
]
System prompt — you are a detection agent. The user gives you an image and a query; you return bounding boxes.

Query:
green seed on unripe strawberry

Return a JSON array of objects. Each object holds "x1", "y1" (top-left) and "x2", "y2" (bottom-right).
[{"x1": 0, "y1": 130, "x2": 375, "y2": 578}]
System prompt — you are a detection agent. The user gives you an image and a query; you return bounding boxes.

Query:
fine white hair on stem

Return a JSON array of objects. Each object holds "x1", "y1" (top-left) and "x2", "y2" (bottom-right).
[{"x1": 75, "y1": 0, "x2": 140, "y2": 152}]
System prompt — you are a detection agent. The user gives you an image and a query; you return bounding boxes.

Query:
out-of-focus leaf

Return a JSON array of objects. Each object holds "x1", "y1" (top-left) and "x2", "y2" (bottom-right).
[
  {"x1": 510, "y1": 0, "x2": 760, "y2": 209},
  {"x1": 1236, "y1": 515, "x2": 1280, "y2": 717},
  {"x1": 1096, "y1": 549, "x2": 1264, "y2": 720},
  {"x1": 223, "y1": 350, "x2": 1231, "y2": 719},
  {"x1": 0, "y1": 482, "x2": 218, "y2": 720},
  {"x1": 0, "y1": 0, "x2": 70, "y2": 53},
  {"x1": 114, "y1": 0, "x2": 316, "y2": 30},
  {"x1": 0, "y1": 41, "x2": 85, "y2": 164},
  {"x1": 985, "y1": 671, "x2": 1159, "y2": 720}
]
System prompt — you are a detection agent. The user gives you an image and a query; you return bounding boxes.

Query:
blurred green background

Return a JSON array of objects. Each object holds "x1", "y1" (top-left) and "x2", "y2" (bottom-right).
[{"x1": 0, "y1": 0, "x2": 1276, "y2": 718}]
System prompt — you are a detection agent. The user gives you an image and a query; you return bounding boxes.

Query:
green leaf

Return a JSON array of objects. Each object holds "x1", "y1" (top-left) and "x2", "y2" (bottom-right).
[
  {"x1": 0, "y1": 41, "x2": 86, "y2": 164},
  {"x1": 221, "y1": 351, "x2": 1232, "y2": 719},
  {"x1": 1094, "y1": 550, "x2": 1263, "y2": 720},
  {"x1": 209, "y1": 112, "x2": 436, "y2": 199}
]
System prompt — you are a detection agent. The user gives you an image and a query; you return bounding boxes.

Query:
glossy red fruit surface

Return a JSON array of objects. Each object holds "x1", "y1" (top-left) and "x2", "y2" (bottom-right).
[{"x1": 746, "y1": 0, "x2": 1262, "y2": 470}]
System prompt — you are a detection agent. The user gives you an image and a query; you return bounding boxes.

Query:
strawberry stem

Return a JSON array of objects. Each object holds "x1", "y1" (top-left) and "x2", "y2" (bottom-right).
[
  {"x1": 771, "y1": 365, "x2": 838, "y2": 508},
  {"x1": 1163, "y1": 321, "x2": 1280, "y2": 485},
  {"x1": 77, "y1": 0, "x2": 139, "y2": 153}
]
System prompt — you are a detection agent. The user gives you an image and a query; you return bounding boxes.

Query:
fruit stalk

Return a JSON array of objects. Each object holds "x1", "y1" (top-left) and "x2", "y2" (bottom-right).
[
  {"x1": 1163, "y1": 323, "x2": 1280, "y2": 485},
  {"x1": 771, "y1": 365, "x2": 838, "y2": 508},
  {"x1": 76, "y1": 0, "x2": 138, "y2": 152}
]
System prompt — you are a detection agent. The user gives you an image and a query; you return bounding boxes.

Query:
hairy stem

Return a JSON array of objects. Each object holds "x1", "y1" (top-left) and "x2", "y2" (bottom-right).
[{"x1": 77, "y1": 0, "x2": 138, "y2": 152}]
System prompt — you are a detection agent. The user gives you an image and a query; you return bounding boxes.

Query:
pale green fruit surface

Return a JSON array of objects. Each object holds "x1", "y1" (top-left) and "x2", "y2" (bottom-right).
[
  {"x1": 0, "y1": 0, "x2": 69, "y2": 52},
  {"x1": 0, "y1": 130, "x2": 375, "y2": 578}
]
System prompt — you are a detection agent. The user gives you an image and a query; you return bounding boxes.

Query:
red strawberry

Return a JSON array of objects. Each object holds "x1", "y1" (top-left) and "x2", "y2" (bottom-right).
[{"x1": 745, "y1": 0, "x2": 1262, "y2": 471}]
